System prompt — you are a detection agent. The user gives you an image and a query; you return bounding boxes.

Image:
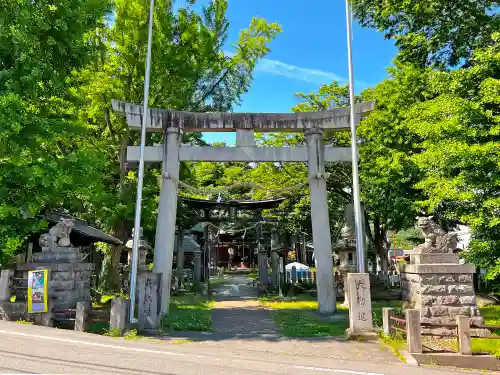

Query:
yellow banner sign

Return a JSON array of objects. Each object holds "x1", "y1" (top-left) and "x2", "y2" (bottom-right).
[{"x1": 27, "y1": 269, "x2": 48, "y2": 313}]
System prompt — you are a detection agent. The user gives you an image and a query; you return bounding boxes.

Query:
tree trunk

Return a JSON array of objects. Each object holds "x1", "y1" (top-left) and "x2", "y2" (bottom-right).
[
  {"x1": 373, "y1": 216, "x2": 389, "y2": 283},
  {"x1": 100, "y1": 127, "x2": 131, "y2": 293}
]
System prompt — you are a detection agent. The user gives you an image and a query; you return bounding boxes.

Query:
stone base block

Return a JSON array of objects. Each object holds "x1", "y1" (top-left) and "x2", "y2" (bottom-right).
[
  {"x1": 41, "y1": 246, "x2": 82, "y2": 253},
  {"x1": 411, "y1": 254, "x2": 459, "y2": 265},
  {"x1": 17, "y1": 263, "x2": 94, "y2": 272},
  {"x1": 51, "y1": 270, "x2": 92, "y2": 281},
  {"x1": 422, "y1": 327, "x2": 456, "y2": 336},
  {"x1": 401, "y1": 264, "x2": 475, "y2": 274},
  {"x1": 32, "y1": 252, "x2": 84, "y2": 263},
  {"x1": 411, "y1": 353, "x2": 500, "y2": 372},
  {"x1": 0, "y1": 302, "x2": 27, "y2": 321},
  {"x1": 345, "y1": 328, "x2": 378, "y2": 341}
]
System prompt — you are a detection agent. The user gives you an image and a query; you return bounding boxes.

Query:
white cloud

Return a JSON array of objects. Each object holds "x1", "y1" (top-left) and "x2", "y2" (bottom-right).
[
  {"x1": 224, "y1": 51, "x2": 344, "y2": 85},
  {"x1": 256, "y1": 58, "x2": 345, "y2": 85},
  {"x1": 222, "y1": 51, "x2": 377, "y2": 88}
]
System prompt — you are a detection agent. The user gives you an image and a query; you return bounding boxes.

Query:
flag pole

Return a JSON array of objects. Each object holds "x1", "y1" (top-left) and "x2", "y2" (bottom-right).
[
  {"x1": 345, "y1": 0, "x2": 366, "y2": 273},
  {"x1": 129, "y1": 0, "x2": 155, "y2": 323}
]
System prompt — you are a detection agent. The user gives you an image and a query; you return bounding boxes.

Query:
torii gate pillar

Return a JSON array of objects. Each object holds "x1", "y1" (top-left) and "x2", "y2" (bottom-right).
[
  {"x1": 305, "y1": 128, "x2": 336, "y2": 315},
  {"x1": 154, "y1": 127, "x2": 181, "y2": 315}
]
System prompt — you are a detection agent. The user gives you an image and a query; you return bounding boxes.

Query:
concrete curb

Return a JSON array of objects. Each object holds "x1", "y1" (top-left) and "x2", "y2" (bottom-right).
[
  {"x1": 412, "y1": 353, "x2": 500, "y2": 372},
  {"x1": 157, "y1": 331, "x2": 353, "y2": 342}
]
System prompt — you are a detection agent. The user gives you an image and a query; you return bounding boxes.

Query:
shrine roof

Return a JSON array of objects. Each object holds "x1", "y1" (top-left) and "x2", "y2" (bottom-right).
[{"x1": 181, "y1": 197, "x2": 286, "y2": 210}]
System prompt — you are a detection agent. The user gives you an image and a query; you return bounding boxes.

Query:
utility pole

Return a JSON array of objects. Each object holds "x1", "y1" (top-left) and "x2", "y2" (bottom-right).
[
  {"x1": 345, "y1": 0, "x2": 366, "y2": 273},
  {"x1": 129, "y1": 0, "x2": 155, "y2": 323}
]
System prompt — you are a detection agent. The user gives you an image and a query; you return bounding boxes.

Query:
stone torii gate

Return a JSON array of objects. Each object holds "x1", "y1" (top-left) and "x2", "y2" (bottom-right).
[{"x1": 112, "y1": 99, "x2": 374, "y2": 316}]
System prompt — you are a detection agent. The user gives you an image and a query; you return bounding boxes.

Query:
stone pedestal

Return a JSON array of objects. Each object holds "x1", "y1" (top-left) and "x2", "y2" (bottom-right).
[
  {"x1": 401, "y1": 217, "x2": 485, "y2": 336},
  {"x1": 401, "y1": 263, "x2": 483, "y2": 333},
  {"x1": 20, "y1": 246, "x2": 94, "y2": 308}
]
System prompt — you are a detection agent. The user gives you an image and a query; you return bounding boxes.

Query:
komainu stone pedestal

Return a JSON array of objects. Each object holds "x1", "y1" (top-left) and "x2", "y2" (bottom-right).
[
  {"x1": 19, "y1": 218, "x2": 94, "y2": 309},
  {"x1": 401, "y1": 217, "x2": 487, "y2": 337}
]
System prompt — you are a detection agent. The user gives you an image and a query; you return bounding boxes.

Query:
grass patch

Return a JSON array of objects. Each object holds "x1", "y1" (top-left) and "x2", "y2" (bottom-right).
[
  {"x1": 15, "y1": 319, "x2": 32, "y2": 325},
  {"x1": 472, "y1": 305, "x2": 500, "y2": 358},
  {"x1": 104, "y1": 327, "x2": 122, "y2": 337},
  {"x1": 92, "y1": 294, "x2": 115, "y2": 309},
  {"x1": 379, "y1": 332, "x2": 407, "y2": 362},
  {"x1": 263, "y1": 298, "x2": 404, "y2": 338},
  {"x1": 171, "y1": 339, "x2": 193, "y2": 345},
  {"x1": 161, "y1": 295, "x2": 214, "y2": 332},
  {"x1": 262, "y1": 298, "x2": 349, "y2": 337}
]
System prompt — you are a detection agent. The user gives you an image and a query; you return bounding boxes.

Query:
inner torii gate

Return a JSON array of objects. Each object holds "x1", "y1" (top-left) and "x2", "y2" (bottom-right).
[{"x1": 112, "y1": 99, "x2": 374, "y2": 316}]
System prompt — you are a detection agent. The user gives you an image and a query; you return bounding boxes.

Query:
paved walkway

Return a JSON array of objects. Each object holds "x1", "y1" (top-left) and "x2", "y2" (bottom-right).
[{"x1": 211, "y1": 273, "x2": 278, "y2": 335}]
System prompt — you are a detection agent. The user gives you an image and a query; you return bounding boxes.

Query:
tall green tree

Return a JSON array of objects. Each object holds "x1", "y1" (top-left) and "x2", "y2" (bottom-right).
[
  {"x1": 76, "y1": 0, "x2": 281, "y2": 289},
  {"x1": 358, "y1": 35, "x2": 500, "y2": 281},
  {"x1": 0, "y1": 0, "x2": 111, "y2": 264},
  {"x1": 350, "y1": 0, "x2": 499, "y2": 68}
]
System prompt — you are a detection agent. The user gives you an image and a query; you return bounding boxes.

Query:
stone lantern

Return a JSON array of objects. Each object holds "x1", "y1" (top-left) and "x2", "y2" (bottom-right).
[
  {"x1": 182, "y1": 232, "x2": 202, "y2": 288},
  {"x1": 125, "y1": 227, "x2": 152, "y2": 272},
  {"x1": 333, "y1": 224, "x2": 357, "y2": 305}
]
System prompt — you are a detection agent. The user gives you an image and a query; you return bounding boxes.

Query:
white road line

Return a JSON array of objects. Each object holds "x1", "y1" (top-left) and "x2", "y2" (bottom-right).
[
  {"x1": 291, "y1": 365, "x2": 386, "y2": 375},
  {"x1": 0, "y1": 329, "x2": 186, "y2": 357},
  {"x1": 0, "y1": 329, "x2": 387, "y2": 375}
]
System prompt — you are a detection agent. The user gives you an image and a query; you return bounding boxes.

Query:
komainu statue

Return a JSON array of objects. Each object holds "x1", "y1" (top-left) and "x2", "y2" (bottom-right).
[
  {"x1": 415, "y1": 216, "x2": 458, "y2": 253},
  {"x1": 39, "y1": 218, "x2": 75, "y2": 248}
]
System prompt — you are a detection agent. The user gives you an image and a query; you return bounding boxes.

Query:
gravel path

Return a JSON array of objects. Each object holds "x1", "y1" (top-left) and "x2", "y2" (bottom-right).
[{"x1": 211, "y1": 273, "x2": 278, "y2": 335}]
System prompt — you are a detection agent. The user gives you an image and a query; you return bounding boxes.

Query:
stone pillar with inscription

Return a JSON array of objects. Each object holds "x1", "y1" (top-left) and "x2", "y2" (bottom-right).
[
  {"x1": 400, "y1": 217, "x2": 485, "y2": 336},
  {"x1": 193, "y1": 247, "x2": 202, "y2": 288},
  {"x1": 256, "y1": 220, "x2": 269, "y2": 294},
  {"x1": 138, "y1": 272, "x2": 161, "y2": 332},
  {"x1": 346, "y1": 273, "x2": 374, "y2": 337},
  {"x1": 270, "y1": 230, "x2": 280, "y2": 290}
]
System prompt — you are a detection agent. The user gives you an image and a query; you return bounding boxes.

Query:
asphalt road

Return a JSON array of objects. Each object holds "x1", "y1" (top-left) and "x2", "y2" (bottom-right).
[{"x1": 0, "y1": 321, "x2": 493, "y2": 375}]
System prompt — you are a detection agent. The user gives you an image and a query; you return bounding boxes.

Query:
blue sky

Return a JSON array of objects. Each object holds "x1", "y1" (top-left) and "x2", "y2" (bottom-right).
[{"x1": 198, "y1": 0, "x2": 397, "y2": 144}]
